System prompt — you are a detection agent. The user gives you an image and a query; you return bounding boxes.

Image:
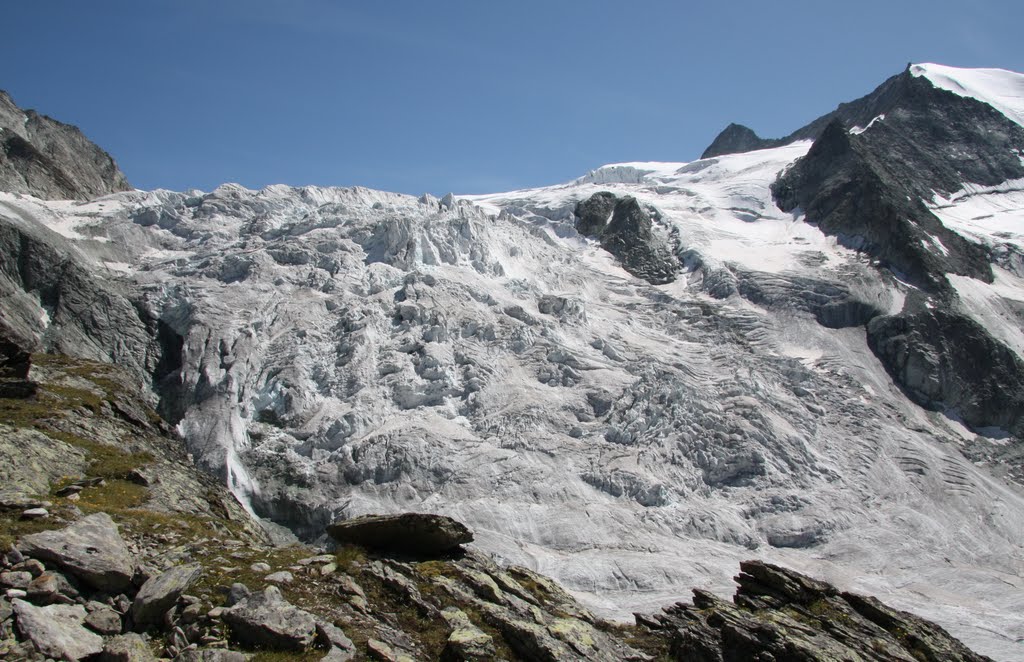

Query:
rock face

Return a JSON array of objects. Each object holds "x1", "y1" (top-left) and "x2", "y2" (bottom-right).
[
  {"x1": 574, "y1": 192, "x2": 677, "y2": 284},
  {"x1": 327, "y1": 513, "x2": 473, "y2": 556},
  {"x1": 867, "y1": 308, "x2": 1024, "y2": 436},
  {"x1": 0, "y1": 89, "x2": 131, "y2": 200},
  {"x1": 701, "y1": 123, "x2": 782, "y2": 159},
  {"x1": 19, "y1": 512, "x2": 135, "y2": 593},
  {"x1": 641, "y1": 560, "x2": 994, "y2": 662}
]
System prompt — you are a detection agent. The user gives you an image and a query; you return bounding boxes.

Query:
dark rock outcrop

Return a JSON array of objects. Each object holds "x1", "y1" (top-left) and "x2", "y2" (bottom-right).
[
  {"x1": 867, "y1": 308, "x2": 1024, "y2": 436},
  {"x1": 640, "y1": 560, "x2": 993, "y2": 662},
  {"x1": 0, "y1": 90, "x2": 131, "y2": 201},
  {"x1": 701, "y1": 123, "x2": 783, "y2": 159},
  {"x1": 327, "y1": 513, "x2": 473, "y2": 556},
  {"x1": 772, "y1": 119, "x2": 994, "y2": 293},
  {"x1": 574, "y1": 192, "x2": 677, "y2": 285},
  {"x1": 131, "y1": 563, "x2": 202, "y2": 627}
]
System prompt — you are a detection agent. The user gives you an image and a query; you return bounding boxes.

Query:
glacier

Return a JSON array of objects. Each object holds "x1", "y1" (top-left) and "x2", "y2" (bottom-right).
[{"x1": 1, "y1": 64, "x2": 1023, "y2": 660}]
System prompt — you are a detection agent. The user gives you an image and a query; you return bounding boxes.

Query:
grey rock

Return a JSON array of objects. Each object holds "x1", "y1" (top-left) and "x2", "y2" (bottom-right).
[
  {"x1": 100, "y1": 633, "x2": 156, "y2": 662},
  {"x1": 222, "y1": 585, "x2": 317, "y2": 651},
  {"x1": 644, "y1": 560, "x2": 993, "y2": 662},
  {"x1": 264, "y1": 571, "x2": 293, "y2": 584},
  {"x1": 327, "y1": 513, "x2": 473, "y2": 556},
  {"x1": 20, "y1": 507, "x2": 48, "y2": 520},
  {"x1": 574, "y1": 193, "x2": 677, "y2": 285},
  {"x1": 20, "y1": 512, "x2": 135, "y2": 593},
  {"x1": 0, "y1": 89, "x2": 131, "y2": 201},
  {"x1": 701, "y1": 123, "x2": 783, "y2": 159},
  {"x1": 225, "y1": 582, "x2": 250, "y2": 607},
  {"x1": 315, "y1": 620, "x2": 355, "y2": 654},
  {"x1": 440, "y1": 607, "x2": 495, "y2": 661},
  {"x1": 320, "y1": 646, "x2": 356, "y2": 662},
  {"x1": 12, "y1": 598, "x2": 104, "y2": 661},
  {"x1": 249, "y1": 562, "x2": 271, "y2": 573},
  {"x1": 867, "y1": 308, "x2": 1024, "y2": 436},
  {"x1": 174, "y1": 650, "x2": 249, "y2": 661},
  {"x1": 25, "y1": 569, "x2": 79, "y2": 606},
  {"x1": 131, "y1": 562, "x2": 202, "y2": 627},
  {"x1": 85, "y1": 602, "x2": 123, "y2": 635},
  {"x1": 0, "y1": 571, "x2": 32, "y2": 589},
  {"x1": 11, "y1": 559, "x2": 45, "y2": 577}
]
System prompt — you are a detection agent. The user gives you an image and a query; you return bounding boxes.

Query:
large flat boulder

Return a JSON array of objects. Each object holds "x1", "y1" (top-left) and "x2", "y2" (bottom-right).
[
  {"x1": 19, "y1": 512, "x2": 135, "y2": 593},
  {"x1": 327, "y1": 513, "x2": 473, "y2": 556},
  {"x1": 12, "y1": 599, "x2": 104, "y2": 660}
]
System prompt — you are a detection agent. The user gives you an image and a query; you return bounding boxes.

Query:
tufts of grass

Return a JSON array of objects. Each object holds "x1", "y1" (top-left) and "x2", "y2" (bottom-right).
[{"x1": 334, "y1": 544, "x2": 367, "y2": 574}]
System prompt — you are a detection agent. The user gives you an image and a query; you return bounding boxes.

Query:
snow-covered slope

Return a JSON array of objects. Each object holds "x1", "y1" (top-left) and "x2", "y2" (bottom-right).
[{"x1": 2, "y1": 63, "x2": 1024, "y2": 660}]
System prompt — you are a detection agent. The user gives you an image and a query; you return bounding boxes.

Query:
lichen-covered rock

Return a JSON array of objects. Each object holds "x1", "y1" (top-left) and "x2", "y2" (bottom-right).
[
  {"x1": 640, "y1": 560, "x2": 994, "y2": 662},
  {"x1": 19, "y1": 512, "x2": 135, "y2": 593},
  {"x1": 440, "y1": 607, "x2": 495, "y2": 661},
  {"x1": 222, "y1": 585, "x2": 317, "y2": 651},
  {"x1": 131, "y1": 563, "x2": 202, "y2": 627},
  {"x1": 12, "y1": 599, "x2": 104, "y2": 661},
  {"x1": 100, "y1": 633, "x2": 157, "y2": 662},
  {"x1": 327, "y1": 513, "x2": 473, "y2": 556}
]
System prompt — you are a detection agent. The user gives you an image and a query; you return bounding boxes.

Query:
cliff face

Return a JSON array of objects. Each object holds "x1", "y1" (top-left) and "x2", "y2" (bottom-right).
[{"x1": 0, "y1": 90, "x2": 131, "y2": 201}]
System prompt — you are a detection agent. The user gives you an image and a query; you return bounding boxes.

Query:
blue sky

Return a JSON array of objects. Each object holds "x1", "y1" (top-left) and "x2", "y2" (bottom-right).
[{"x1": 4, "y1": 1, "x2": 1023, "y2": 195}]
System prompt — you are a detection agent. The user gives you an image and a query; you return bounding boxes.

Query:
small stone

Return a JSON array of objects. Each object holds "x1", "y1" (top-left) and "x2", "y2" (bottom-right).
[
  {"x1": 264, "y1": 571, "x2": 293, "y2": 584},
  {"x1": 315, "y1": 619, "x2": 355, "y2": 652},
  {"x1": 5, "y1": 589, "x2": 27, "y2": 599},
  {"x1": 319, "y1": 562, "x2": 338, "y2": 576},
  {"x1": 207, "y1": 606, "x2": 224, "y2": 619},
  {"x1": 0, "y1": 571, "x2": 32, "y2": 589},
  {"x1": 84, "y1": 602, "x2": 123, "y2": 634},
  {"x1": 179, "y1": 602, "x2": 204, "y2": 624},
  {"x1": 249, "y1": 562, "x2": 271, "y2": 573},
  {"x1": 27, "y1": 571, "x2": 78, "y2": 605},
  {"x1": 6, "y1": 546, "x2": 25, "y2": 565},
  {"x1": 20, "y1": 508, "x2": 48, "y2": 520},
  {"x1": 12, "y1": 559, "x2": 45, "y2": 577},
  {"x1": 333, "y1": 574, "x2": 366, "y2": 598},
  {"x1": 298, "y1": 554, "x2": 335, "y2": 566},
  {"x1": 225, "y1": 583, "x2": 250, "y2": 607},
  {"x1": 175, "y1": 649, "x2": 248, "y2": 661},
  {"x1": 367, "y1": 638, "x2": 400, "y2": 662}
]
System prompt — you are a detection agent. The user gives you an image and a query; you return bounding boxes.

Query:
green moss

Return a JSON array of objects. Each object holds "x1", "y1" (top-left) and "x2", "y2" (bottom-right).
[{"x1": 75, "y1": 479, "x2": 149, "y2": 511}]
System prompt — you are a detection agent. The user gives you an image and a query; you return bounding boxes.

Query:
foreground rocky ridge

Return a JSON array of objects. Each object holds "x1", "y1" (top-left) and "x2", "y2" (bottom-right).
[{"x1": 0, "y1": 345, "x2": 995, "y2": 660}]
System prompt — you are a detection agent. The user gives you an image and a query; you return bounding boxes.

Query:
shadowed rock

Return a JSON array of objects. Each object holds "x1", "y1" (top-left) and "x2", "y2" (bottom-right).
[
  {"x1": 131, "y1": 562, "x2": 202, "y2": 627},
  {"x1": 12, "y1": 599, "x2": 104, "y2": 661},
  {"x1": 640, "y1": 560, "x2": 993, "y2": 662},
  {"x1": 327, "y1": 513, "x2": 473, "y2": 557}
]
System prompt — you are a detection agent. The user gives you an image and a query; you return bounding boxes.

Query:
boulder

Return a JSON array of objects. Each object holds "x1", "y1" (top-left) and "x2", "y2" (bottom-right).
[
  {"x1": 19, "y1": 512, "x2": 135, "y2": 593},
  {"x1": 327, "y1": 513, "x2": 473, "y2": 556},
  {"x1": 85, "y1": 601, "x2": 124, "y2": 635},
  {"x1": 131, "y1": 563, "x2": 202, "y2": 627},
  {"x1": 100, "y1": 633, "x2": 156, "y2": 662},
  {"x1": 173, "y1": 649, "x2": 248, "y2": 661},
  {"x1": 12, "y1": 599, "x2": 104, "y2": 660},
  {"x1": 222, "y1": 585, "x2": 317, "y2": 651}
]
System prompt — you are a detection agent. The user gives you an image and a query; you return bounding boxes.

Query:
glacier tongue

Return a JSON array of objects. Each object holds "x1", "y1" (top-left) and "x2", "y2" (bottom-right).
[{"x1": 3, "y1": 140, "x2": 1024, "y2": 660}]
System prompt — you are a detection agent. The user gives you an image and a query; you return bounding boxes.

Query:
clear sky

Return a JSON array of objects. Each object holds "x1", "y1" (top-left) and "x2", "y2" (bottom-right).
[{"x1": 4, "y1": 0, "x2": 1023, "y2": 195}]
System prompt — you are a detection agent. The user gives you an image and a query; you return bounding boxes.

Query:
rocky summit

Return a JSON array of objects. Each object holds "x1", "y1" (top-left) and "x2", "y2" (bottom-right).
[{"x1": 2, "y1": 62, "x2": 1024, "y2": 660}]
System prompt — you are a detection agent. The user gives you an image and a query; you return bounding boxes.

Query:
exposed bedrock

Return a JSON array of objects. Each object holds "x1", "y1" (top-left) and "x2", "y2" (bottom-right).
[
  {"x1": 573, "y1": 192, "x2": 678, "y2": 284},
  {"x1": 0, "y1": 90, "x2": 131, "y2": 201},
  {"x1": 867, "y1": 307, "x2": 1024, "y2": 436}
]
